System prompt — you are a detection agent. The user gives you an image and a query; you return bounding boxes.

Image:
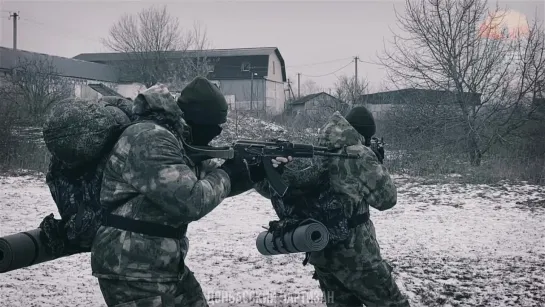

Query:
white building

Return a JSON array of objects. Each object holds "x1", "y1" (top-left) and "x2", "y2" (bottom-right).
[{"x1": 74, "y1": 47, "x2": 288, "y2": 115}]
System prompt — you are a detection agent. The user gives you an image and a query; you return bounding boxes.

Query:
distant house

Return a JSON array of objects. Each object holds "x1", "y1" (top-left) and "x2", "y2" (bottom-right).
[
  {"x1": 288, "y1": 92, "x2": 344, "y2": 115},
  {"x1": 356, "y1": 88, "x2": 482, "y2": 119},
  {"x1": 286, "y1": 92, "x2": 345, "y2": 127},
  {"x1": 73, "y1": 47, "x2": 288, "y2": 115},
  {"x1": 0, "y1": 46, "x2": 145, "y2": 100}
]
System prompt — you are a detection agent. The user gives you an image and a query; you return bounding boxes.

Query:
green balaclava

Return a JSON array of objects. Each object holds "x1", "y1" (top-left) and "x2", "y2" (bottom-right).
[
  {"x1": 345, "y1": 106, "x2": 376, "y2": 146},
  {"x1": 177, "y1": 77, "x2": 229, "y2": 145}
]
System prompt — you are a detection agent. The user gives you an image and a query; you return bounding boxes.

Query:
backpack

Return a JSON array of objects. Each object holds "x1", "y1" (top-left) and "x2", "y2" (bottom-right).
[{"x1": 39, "y1": 96, "x2": 134, "y2": 257}]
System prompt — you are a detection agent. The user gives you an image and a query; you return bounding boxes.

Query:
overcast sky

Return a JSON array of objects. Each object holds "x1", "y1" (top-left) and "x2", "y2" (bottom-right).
[{"x1": 1, "y1": 0, "x2": 543, "y2": 92}]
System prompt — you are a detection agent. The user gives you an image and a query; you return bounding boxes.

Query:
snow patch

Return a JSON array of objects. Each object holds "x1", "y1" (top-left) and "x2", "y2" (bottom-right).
[{"x1": 0, "y1": 175, "x2": 544, "y2": 306}]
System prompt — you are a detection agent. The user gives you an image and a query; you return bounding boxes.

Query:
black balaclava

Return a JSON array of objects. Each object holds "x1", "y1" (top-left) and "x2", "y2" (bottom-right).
[
  {"x1": 345, "y1": 106, "x2": 376, "y2": 146},
  {"x1": 177, "y1": 77, "x2": 229, "y2": 146},
  {"x1": 185, "y1": 121, "x2": 223, "y2": 146}
]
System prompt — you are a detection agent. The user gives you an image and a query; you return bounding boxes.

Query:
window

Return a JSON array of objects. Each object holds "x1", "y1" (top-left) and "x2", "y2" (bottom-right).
[
  {"x1": 207, "y1": 64, "x2": 215, "y2": 73},
  {"x1": 241, "y1": 62, "x2": 251, "y2": 72},
  {"x1": 273, "y1": 61, "x2": 275, "y2": 75}
]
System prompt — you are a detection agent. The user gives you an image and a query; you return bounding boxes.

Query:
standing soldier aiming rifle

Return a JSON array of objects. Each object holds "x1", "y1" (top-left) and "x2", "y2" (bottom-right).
[
  {"x1": 255, "y1": 106, "x2": 411, "y2": 307},
  {"x1": 91, "y1": 78, "x2": 291, "y2": 307}
]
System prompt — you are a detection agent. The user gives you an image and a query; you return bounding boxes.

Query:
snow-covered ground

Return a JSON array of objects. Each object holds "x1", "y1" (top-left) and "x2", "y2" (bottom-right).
[{"x1": 0, "y1": 174, "x2": 544, "y2": 307}]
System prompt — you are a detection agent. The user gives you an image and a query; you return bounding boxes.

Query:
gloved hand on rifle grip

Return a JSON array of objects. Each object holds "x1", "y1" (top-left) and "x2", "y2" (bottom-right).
[
  {"x1": 247, "y1": 156, "x2": 293, "y2": 182},
  {"x1": 246, "y1": 159, "x2": 267, "y2": 183},
  {"x1": 220, "y1": 155, "x2": 266, "y2": 183}
]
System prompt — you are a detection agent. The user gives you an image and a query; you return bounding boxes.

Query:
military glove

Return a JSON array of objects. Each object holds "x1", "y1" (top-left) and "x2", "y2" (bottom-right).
[
  {"x1": 220, "y1": 155, "x2": 248, "y2": 180},
  {"x1": 370, "y1": 137, "x2": 385, "y2": 164},
  {"x1": 247, "y1": 162, "x2": 266, "y2": 182},
  {"x1": 220, "y1": 155, "x2": 266, "y2": 183},
  {"x1": 268, "y1": 218, "x2": 301, "y2": 251},
  {"x1": 234, "y1": 154, "x2": 268, "y2": 182}
]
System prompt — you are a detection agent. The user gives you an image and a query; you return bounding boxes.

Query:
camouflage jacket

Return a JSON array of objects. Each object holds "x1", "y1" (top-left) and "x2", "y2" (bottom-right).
[
  {"x1": 255, "y1": 112, "x2": 397, "y2": 245},
  {"x1": 91, "y1": 85, "x2": 232, "y2": 282}
]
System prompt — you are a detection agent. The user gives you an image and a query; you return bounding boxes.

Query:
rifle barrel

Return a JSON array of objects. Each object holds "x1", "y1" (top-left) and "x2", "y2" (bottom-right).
[
  {"x1": 313, "y1": 152, "x2": 360, "y2": 158},
  {"x1": 235, "y1": 140, "x2": 272, "y2": 145}
]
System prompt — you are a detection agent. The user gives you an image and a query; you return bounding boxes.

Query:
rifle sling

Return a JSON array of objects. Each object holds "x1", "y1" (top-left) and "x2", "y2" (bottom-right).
[{"x1": 102, "y1": 213, "x2": 187, "y2": 239}]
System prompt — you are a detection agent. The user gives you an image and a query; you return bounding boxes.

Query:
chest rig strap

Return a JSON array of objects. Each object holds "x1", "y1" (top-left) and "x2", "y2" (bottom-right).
[{"x1": 102, "y1": 214, "x2": 187, "y2": 240}]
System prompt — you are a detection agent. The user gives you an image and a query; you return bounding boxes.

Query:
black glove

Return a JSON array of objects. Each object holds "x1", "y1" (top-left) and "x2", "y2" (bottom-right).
[
  {"x1": 268, "y1": 218, "x2": 301, "y2": 251},
  {"x1": 370, "y1": 137, "x2": 385, "y2": 164},
  {"x1": 244, "y1": 157, "x2": 267, "y2": 182},
  {"x1": 220, "y1": 155, "x2": 266, "y2": 183},
  {"x1": 220, "y1": 155, "x2": 248, "y2": 180}
]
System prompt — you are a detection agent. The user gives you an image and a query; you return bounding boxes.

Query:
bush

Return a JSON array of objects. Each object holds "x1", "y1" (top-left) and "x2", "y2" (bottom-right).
[
  {"x1": 212, "y1": 111, "x2": 319, "y2": 146},
  {"x1": 378, "y1": 102, "x2": 545, "y2": 185},
  {"x1": 0, "y1": 96, "x2": 49, "y2": 174},
  {"x1": 0, "y1": 100, "x2": 17, "y2": 168}
]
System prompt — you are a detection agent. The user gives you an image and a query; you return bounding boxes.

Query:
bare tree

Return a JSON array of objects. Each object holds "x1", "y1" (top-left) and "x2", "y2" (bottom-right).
[
  {"x1": 0, "y1": 56, "x2": 72, "y2": 122},
  {"x1": 299, "y1": 79, "x2": 322, "y2": 96},
  {"x1": 172, "y1": 22, "x2": 216, "y2": 89},
  {"x1": 293, "y1": 95, "x2": 343, "y2": 129},
  {"x1": 333, "y1": 74, "x2": 369, "y2": 107},
  {"x1": 102, "y1": 5, "x2": 212, "y2": 88},
  {"x1": 379, "y1": 0, "x2": 545, "y2": 165}
]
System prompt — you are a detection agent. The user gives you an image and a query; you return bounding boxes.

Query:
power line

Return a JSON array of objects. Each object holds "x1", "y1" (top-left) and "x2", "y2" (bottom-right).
[
  {"x1": 300, "y1": 60, "x2": 354, "y2": 78},
  {"x1": 19, "y1": 17, "x2": 102, "y2": 44},
  {"x1": 358, "y1": 58, "x2": 380, "y2": 65},
  {"x1": 2, "y1": 15, "x2": 375, "y2": 70},
  {"x1": 288, "y1": 57, "x2": 354, "y2": 68},
  {"x1": 3, "y1": 14, "x2": 379, "y2": 74},
  {"x1": 208, "y1": 57, "x2": 363, "y2": 70}
]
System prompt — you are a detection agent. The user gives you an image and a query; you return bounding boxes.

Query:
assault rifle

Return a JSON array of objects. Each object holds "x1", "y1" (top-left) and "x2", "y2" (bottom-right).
[{"x1": 185, "y1": 139, "x2": 360, "y2": 197}]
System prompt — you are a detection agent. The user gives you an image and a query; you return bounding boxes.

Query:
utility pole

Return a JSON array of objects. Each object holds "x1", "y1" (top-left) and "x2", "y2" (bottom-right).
[
  {"x1": 287, "y1": 79, "x2": 292, "y2": 100},
  {"x1": 250, "y1": 67, "x2": 254, "y2": 111},
  {"x1": 287, "y1": 78, "x2": 296, "y2": 101},
  {"x1": 354, "y1": 56, "x2": 359, "y2": 90},
  {"x1": 297, "y1": 73, "x2": 301, "y2": 98},
  {"x1": 9, "y1": 12, "x2": 19, "y2": 50}
]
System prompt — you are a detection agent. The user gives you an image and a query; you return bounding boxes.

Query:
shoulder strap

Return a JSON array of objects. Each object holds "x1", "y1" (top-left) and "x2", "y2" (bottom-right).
[
  {"x1": 347, "y1": 212, "x2": 370, "y2": 228},
  {"x1": 102, "y1": 214, "x2": 187, "y2": 239}
]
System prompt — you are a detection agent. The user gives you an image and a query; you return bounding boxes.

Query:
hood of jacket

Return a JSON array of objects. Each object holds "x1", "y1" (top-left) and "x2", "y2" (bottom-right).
[
  {"x1": 132, "y1": 84, "x2": 190, "y2": 141},
  {"x1": 318, "y1": 111, "x2": 363, "y2": 149}
]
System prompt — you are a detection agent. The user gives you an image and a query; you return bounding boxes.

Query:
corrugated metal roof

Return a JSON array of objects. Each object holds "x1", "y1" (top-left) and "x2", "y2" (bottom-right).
[
  {"x1": 73, "y1": 47, "x2": 279, "y2": 62},
  {"x1": 290, "y1": 92, "x2": 341, "y2": 105},
  {"x1": 73, "y1": 46, "x2": 287, "y2": 83},
  {"x1": 0, "y1": 47, "x2": 119, "y2": 82},
  {"x1": 88, "y1": 83, "x2": 123, "y2": 96}
]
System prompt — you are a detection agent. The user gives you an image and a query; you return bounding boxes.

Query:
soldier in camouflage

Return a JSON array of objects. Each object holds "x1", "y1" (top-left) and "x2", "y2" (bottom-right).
[
  {"x1": 255, "y1": 107, "x2": 410, "y2": 307},
  {"x1": 91, "y1": 78, "x2": 289, "y2": 307}
]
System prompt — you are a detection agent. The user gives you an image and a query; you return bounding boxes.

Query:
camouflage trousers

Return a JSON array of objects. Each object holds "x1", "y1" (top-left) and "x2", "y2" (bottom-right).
[
  {"x1": 97, "y1": 265, "x2": 208, "y2": 307},
  {"x1": 309, "y1": 220, "x2": 410, "y2": 307}
]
